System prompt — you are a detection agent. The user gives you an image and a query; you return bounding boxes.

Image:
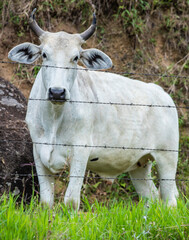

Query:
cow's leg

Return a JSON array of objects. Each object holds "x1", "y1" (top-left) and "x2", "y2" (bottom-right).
[
  {"x1": 155, "y1": 152, "x2": 178, "y2": 207},
  {"x1": 64, "y1": 149, "x2": 89, "y2": 210},
  {"x1": 129, "y1": 161, "x2": 158, "y2": 199},
  {"x1": 33, "y1": 145, "x2": 55, "y2": 208}
]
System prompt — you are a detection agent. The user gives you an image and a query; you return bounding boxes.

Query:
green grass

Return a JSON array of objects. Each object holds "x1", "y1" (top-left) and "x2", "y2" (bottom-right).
[{"x1": 0, "y1": 194, "x2": 189, "y2": 239}]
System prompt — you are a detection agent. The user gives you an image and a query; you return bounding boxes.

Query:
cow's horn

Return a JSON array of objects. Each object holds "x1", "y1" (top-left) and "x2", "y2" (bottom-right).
[
  {"x1": 29, "y1": 8, "x2": 45, "y2": 37},
  {"x1": 80, "y1": 12, "x2": 96, "y2": 41}
]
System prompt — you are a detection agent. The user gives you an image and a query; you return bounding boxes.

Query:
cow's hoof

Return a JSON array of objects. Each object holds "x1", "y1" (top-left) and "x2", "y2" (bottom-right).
[
  {"x1": 167, "y1": 198, "x2": 177, "y2": 208},
  {"x1": 40, "y1": 200, "x2": 54, "y2": 209},
  {"x1": 64, "y1": 196, "x2": 80, "y2": 211}
]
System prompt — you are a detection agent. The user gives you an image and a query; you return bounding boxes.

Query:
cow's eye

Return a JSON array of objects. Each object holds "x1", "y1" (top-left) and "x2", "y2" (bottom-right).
[
  {"x1": 73, "y1": 56, "x2": 79, "y2": 62},
  {"x1": 42, "y1": 53, "x2": 47, "y2": 59}
]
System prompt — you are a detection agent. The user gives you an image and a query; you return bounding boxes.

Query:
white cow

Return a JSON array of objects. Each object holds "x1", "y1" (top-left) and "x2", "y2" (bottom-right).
[{"x1": 8, "y1": 9, "x2": 179, "y2": 209}]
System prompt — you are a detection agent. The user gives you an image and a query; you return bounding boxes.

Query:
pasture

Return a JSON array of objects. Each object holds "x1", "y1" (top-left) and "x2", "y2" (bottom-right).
[{"x1": 0, "y1": 194, "x2": 189, "y2": 239}]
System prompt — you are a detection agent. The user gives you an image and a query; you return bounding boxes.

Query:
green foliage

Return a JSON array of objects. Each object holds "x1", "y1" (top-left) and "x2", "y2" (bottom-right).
[
  {"x1": 0, "y1": 0, "x2": 4, "y2": 18},
  {"x1": 115, "y1": 1, "x2": 150, "y2": 37},
  {"x1": 40, "y1": 0, "x2": 91, "y2": 24},
  {"x1": 177, "y1": 134, "x2": 189, "y2": 199},
  {"x1": 160, "y1": 1, "x2": 189, "y2": 55},
  {"x1": 10, "y1": 13, "x2": 20, "y2": 25},
  {"x1": 179, "y1": 116, "x2": 185, "y2": 128},
  {"x1": 152, "y1": 0, "x2": 173, "y2": 8},
  {"x1": 0, "y1": 194, "x2": 189, "y2": 239},
  {"x1": 32, "y1": 66, "x2": 41, "y2": 78},
  {"x1": 178, "y1": 136, "x2": 189, "y2": 177}
]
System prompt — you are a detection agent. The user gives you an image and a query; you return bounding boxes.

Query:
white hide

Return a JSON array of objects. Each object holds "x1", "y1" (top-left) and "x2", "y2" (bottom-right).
[
  {"x1": 26, "y1": 68, "x2": 179, "y2": 209},
  {"x1": 9, "y1": 31, "x2": 179, "y2": 209}
]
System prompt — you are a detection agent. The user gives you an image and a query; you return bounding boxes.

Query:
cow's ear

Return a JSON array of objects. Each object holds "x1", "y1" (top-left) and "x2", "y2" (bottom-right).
[
  {"x1": 8, "y1": 43, "x2": 41, "y2": 64},
  {"x1": 80, "y1": 48, "x2": 112, "y2": 70}
]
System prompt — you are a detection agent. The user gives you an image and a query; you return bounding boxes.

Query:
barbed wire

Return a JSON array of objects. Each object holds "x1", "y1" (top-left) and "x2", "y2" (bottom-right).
[
  {"x1": 27, "y1": 98, "x2": 189, "y2": 109},
  {"x1": 1, "y1": 60, "x2": 189, "y2": 109},
  {"x1": 0, "y1": 95, "x2": 188, "y2": 109},
  {"x1": 0, "y1": 172, "x2": 189, "y2": 182},
  {"x1": 1, "y1": 60, "x2": 189, "y2": 80},
  {"x1": 0, "y1": 139, "x2": 183, "y2": 153}
]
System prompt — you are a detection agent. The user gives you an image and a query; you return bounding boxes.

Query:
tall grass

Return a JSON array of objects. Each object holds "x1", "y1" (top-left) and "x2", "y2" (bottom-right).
[{"x1": 0, "y1": 194, "x2": 189, "y2": 239}]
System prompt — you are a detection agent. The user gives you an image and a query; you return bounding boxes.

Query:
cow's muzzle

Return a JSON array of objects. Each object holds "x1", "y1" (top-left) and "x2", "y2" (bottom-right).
[{"x1": 48, "y1": 88, "x2": 66, "y2": 103}]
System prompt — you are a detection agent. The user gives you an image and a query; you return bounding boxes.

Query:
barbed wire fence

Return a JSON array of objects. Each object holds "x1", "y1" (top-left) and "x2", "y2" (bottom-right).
[
  {"x1": 0, "y1": 60, "x2": 189, "y2": 197},
  {"x1": 1, "y1": 60, "x2": 189, "y2": 80}
]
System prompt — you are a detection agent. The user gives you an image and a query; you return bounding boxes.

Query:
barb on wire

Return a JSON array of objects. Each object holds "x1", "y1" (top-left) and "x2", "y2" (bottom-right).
[
  {"x1": 1, "y1": 60, "x2": 189, "y2": 80},
  {"x1": 28, "y1": 98, "x2": 189, "y2": 110},
  {"x1": 0, "y1": 139, "x2": 183, "y2": 153}
]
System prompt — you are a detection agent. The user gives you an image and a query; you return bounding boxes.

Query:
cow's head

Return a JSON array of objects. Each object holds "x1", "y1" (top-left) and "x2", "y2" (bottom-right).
[{"x1": 8, "y1": 9, "x2": 112, "y2": 103}]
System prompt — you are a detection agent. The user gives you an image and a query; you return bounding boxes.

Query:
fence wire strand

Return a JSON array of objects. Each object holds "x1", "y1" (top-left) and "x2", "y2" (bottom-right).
[
  {"x1": 0, "y1": 172, "x2": 189, "y2": 182},
  {"x1": 1, "y1": 59, "x2": 189, "y2": 80},
  {"x1": 27, "y1": 98, "x2": 189, "y2": 109},
  {"x1": 1, "y1": 60, "x2": 189, "y2": 109},
  {"x1": 0, "y1": 139, "x2": 183, "y2": 153}
]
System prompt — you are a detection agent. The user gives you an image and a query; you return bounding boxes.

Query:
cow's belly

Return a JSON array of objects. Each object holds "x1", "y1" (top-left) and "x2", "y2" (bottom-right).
[
  {"x1": 87, "y1": 149, "x2": 143, "y2": 178},
  {"x1": 37, "y1": 141, "x2": 142, "y2": 176}
]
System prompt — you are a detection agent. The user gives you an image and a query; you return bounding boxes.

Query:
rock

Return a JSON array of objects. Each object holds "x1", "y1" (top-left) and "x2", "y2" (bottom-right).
[{"x1": 0, "y1": 77, "x2": 38, "y2": 201}]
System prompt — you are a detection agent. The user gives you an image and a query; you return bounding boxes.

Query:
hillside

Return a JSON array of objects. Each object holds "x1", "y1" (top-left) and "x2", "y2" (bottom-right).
[{"x1": 0, "y1": 0, "x2": 188, "y2": 198}]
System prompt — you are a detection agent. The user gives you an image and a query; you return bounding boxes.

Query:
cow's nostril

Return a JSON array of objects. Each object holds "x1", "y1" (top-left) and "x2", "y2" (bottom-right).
[
  {"x1": 49, "y1": 88, "x2": 53, "y2": 94},
  {"x1": 48, "y1": 88, "x2": 66, "y2": 101},
  {"x1": 49, "y1": 88, "x2": 53, "y2": 100},
  {"x1": 60, "y1": 89, "x2": 66, "y2": 97}
]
